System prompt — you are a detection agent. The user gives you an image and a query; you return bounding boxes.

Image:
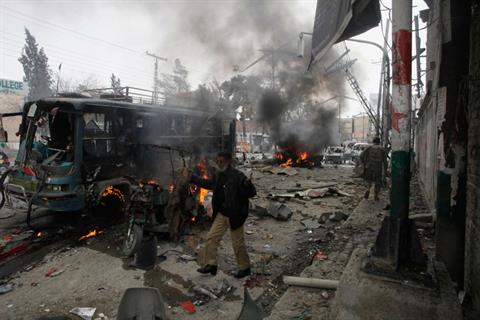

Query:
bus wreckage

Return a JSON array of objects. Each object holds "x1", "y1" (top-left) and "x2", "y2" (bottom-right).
[{"x1": 0, "y1": 89, "x2": 236, "y2": 248}]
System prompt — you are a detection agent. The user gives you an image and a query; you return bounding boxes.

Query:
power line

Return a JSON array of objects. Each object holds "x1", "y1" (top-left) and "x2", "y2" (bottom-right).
[
  {"x1": 0, "y1": 36, "x2": 154, "y2": 78},
  {"x1": 1, "y1": 5, "x2": 144, "y2": 55},
  {"x1": 1, "y1": 8, "x2": 214, "y2": 78},
  {"x1": 1, "y1": 47, "x2": 152, "y2": 87},
  {"x1": 1, "y1": 30, "x2": 153, "y2": 74},
  {"x1": 0, "y1": 42, "x2": 152, "y2": 84}
]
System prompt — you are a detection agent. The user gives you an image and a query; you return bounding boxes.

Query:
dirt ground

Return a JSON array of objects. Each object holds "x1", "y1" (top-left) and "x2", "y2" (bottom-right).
[{"x1": 0, "y1": 162, "x2": 376, "y2": 319}]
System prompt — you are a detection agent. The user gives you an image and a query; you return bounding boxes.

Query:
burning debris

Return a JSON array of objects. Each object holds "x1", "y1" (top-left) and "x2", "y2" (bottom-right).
[
  {"x1": 79, "y1": 230, "x2": 103, "y2": 241},
  {"x1": 258, "y1": 91, "x2": 339, "y2": 168},
  {"x1": 195, "y1": 159, "x2": 209, "y2": 205},
  {"x1": 101, "y1": 186, "x2": 126, "y2": 205},
  {"x1": 274, "y1": 147, "x2": 316, "y2": 168}
]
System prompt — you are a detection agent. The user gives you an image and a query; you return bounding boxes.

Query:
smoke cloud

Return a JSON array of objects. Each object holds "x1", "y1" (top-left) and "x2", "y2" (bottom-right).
[{"x1": 156, "y1": 0, "x2": 347, "y2": 152}]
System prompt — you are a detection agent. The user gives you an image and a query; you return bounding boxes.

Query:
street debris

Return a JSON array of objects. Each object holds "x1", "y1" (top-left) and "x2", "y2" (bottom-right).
[
  {"x1": 45, "y1": 267, "x2": 58, "y2": 277},
  {"x1": 23, "y1": 264, "x2": 34, "y2": 271},
  {"x1": 266, "y1": 203, "x2": 293, "y2": 221},
  {"x1": 70, "y1": 307, "x2": 97, "y2": 320},
  {"x1": 268, "y1": 187, "x2": 351, "y2": 201},
  {"x1": 245, "y1": 274, "x2": 264, "y2": 288},
  {"x1": 283, "y1": 276, "x2": 339, "y2": 290},
  {"x1": 251, "y1": 201, "x2": 292, "y2": 220},
  {"x1": 178, "y1": 300, "x2": 196, "y2": 314},
  {"x1": 0, "y1": 283, "x2": 13, "y2": 294},
  {"x1": 321, "y1": 291, "x2": 330, "y2": 299},
  {"x1": 301, "y1": 218, "x2": 321, "y2": 230},
  {"x1": 45, "y1": 267, "x2": 65, "y2": 277},
  {"x1": 291, "y1": 308, "x2": 312, "y2": 320},
  {"x1": 192, "y1": 285, "x2": 218, "y2": 300},
  {"x1": 178, "y1": 254, "x2": 196, "y2": 262},
  {"x1": 328, "y1": 211, "x2": 349, "y2": 222},
  {"x1": 312, "y1": 250, "x2": 328, "y2": 261},
  {"x1": 268, "y1": 166, "x2": 298, "y2": 176}
]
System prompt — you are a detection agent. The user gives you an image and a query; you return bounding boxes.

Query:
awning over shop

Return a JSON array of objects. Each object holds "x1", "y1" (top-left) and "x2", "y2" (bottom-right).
[{"x1": 309, "y1": 0, "x2": 381, "y2": 67}]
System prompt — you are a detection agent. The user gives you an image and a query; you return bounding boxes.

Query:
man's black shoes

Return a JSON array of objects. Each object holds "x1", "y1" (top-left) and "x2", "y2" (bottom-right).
[
  {"x1": 234, "y1": 268, "x2": 251, "y2": 279},
  {"x1": 197, "y1": 265, "x2": 217, "y2": 275}
]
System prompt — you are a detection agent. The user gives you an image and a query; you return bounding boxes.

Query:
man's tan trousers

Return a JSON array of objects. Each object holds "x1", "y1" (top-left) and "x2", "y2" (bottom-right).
[{"x1": 204, "y1": 213, "x2": 250, "y2": 270}]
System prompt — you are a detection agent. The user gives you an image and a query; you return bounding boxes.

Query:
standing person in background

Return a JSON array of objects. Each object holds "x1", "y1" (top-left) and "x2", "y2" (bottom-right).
[{"x1": 360, "y1": 137, "x2": 388, "y2": 201}]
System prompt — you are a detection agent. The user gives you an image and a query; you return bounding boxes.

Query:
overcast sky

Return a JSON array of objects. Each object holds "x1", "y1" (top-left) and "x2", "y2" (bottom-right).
[{"x1": 0, "y1": 0, "x2": 427, "y2": 116}]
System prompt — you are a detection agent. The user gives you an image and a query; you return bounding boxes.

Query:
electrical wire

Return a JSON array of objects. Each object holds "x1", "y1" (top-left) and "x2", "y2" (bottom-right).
[
  {"x1": 2, "y1": 9, "x2": 214, "y2": 78},
  {"x1": 1, "y1": 47, "x2": 152, "y2": 86},
  {"x1": 0, "y1": 40, "x2": 153, "y2": 82}
]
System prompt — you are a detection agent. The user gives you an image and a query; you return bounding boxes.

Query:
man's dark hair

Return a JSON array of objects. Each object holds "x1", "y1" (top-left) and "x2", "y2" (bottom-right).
[
  {"x1": 217, "y1": 150, "x2": 232, "y2": 160},
  {"x1": 373, "y1": 137, "x2": 380, "y2": 144}
]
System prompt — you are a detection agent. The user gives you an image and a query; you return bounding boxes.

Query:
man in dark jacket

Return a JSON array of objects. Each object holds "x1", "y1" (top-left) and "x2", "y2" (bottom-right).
[{"x1": 190, "y1": 151, "x2": 256, "y2": 278}]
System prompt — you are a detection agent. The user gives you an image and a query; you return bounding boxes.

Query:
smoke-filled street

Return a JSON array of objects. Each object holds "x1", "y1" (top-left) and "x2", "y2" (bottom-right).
[{"x1": 0, "y1": 163, "x2": 378, "y2": 319}]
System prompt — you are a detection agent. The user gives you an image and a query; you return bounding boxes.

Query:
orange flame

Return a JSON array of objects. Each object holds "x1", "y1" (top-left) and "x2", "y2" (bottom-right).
[
  {"x1": 36, "y1": 232, "x2": 43, "y2": 237},
  {"x1": 197, "y1": 160, "x2": 209, "y2": 205},
  {"x1": 79, "y1": 230, "x2": 102, "y2": 241},
  {"x1": 101, "y1": 186, "x2": 125, "y2": 204},
  {"x1": 275, "y1": 150, "x2": 313, "y2": 167}
]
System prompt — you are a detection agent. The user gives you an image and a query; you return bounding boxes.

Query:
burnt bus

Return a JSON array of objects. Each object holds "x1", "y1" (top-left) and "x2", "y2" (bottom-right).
[{"x1": 2, "y1": 95, "x2": 235, "y2": 218}]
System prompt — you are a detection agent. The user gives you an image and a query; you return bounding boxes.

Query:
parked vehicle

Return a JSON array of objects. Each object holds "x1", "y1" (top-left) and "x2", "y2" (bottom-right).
[
  {"x1": 342, "y1": 141, "x2": 357, "y2": 163},
  {"x1": 324, "y1": 146, "x2": 345, "y2": 164},
  {"x1": 122, "y1": 178, "x2": 169, "y2": 256},
  {"x1": 351, "y1": 143, "x2": 370, "y2": 163}
]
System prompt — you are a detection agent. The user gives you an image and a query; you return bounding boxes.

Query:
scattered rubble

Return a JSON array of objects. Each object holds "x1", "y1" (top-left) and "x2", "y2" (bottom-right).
[
  {"x1": 268, "y1": 187, "x2": 352, "y2": 201},
  {"x1": 328, "y1": 211, "x2": 349, "y2": 222},
  {"x1": 70, "y1": 307, "x2": 97, "y2": 320},
  {"x1": 266, "y1": 203, "x2": 293, "y2": 221},
  {"x1": 245, "y1": 274, "x2": 265, "y2": 288},
  {"x1": 0, "y1": 283, "x2": 13, "y2": 294},
  {"x1": 301, "y1": 218, "x2": 321, "y2": 230}
]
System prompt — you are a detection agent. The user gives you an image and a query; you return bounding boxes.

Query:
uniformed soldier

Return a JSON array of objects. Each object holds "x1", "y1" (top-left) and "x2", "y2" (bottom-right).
[{"x1": 360, "y1": 137, "x2": 388, "y2": 201}]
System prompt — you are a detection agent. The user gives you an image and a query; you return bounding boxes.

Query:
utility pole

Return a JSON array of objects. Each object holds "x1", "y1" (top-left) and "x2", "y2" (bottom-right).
[
  {"x1": 369, "y1": 0, "x2": 425, "y2": 271},
  {"x1": 146, "y1": 51, "x2": 167, "y2": 104},
  {"x1": 382, "y1": 20, "x2": 391, "y2": 150},
  {"x1": 390, "y1": 0, "x2": 412, "y2": 224}
]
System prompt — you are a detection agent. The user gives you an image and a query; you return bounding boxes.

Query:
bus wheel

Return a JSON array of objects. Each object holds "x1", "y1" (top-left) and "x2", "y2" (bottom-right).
[{"x1": 123, "y1": 223, "x2": 143, "y2": 257}]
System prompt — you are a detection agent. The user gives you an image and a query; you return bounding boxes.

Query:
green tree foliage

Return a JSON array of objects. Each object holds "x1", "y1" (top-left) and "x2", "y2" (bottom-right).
[{"x1": 18, "y1": 28, "x2": 53, "y2": 100}]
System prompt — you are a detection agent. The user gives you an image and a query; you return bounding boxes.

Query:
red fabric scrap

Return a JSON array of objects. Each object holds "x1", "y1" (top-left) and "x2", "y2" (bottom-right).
[
  {"x1": 45, "y1": 267, "x2": 58, "y2": 277},
  {"x1": 0, "y1": 242, "x2": 30, "y2": 261},
  {"x1": 313, "y1": 250, "x2": 328, "y2": 261},
  {"x1": 23, "y1": 166, "x2": 36, "y2": 177},
  {"x1": 2, "y1": 234, "x2": 13, "y2": 241},
  {"x1": 178, "y1": 300, "x2": 196, "y2": 314}
]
